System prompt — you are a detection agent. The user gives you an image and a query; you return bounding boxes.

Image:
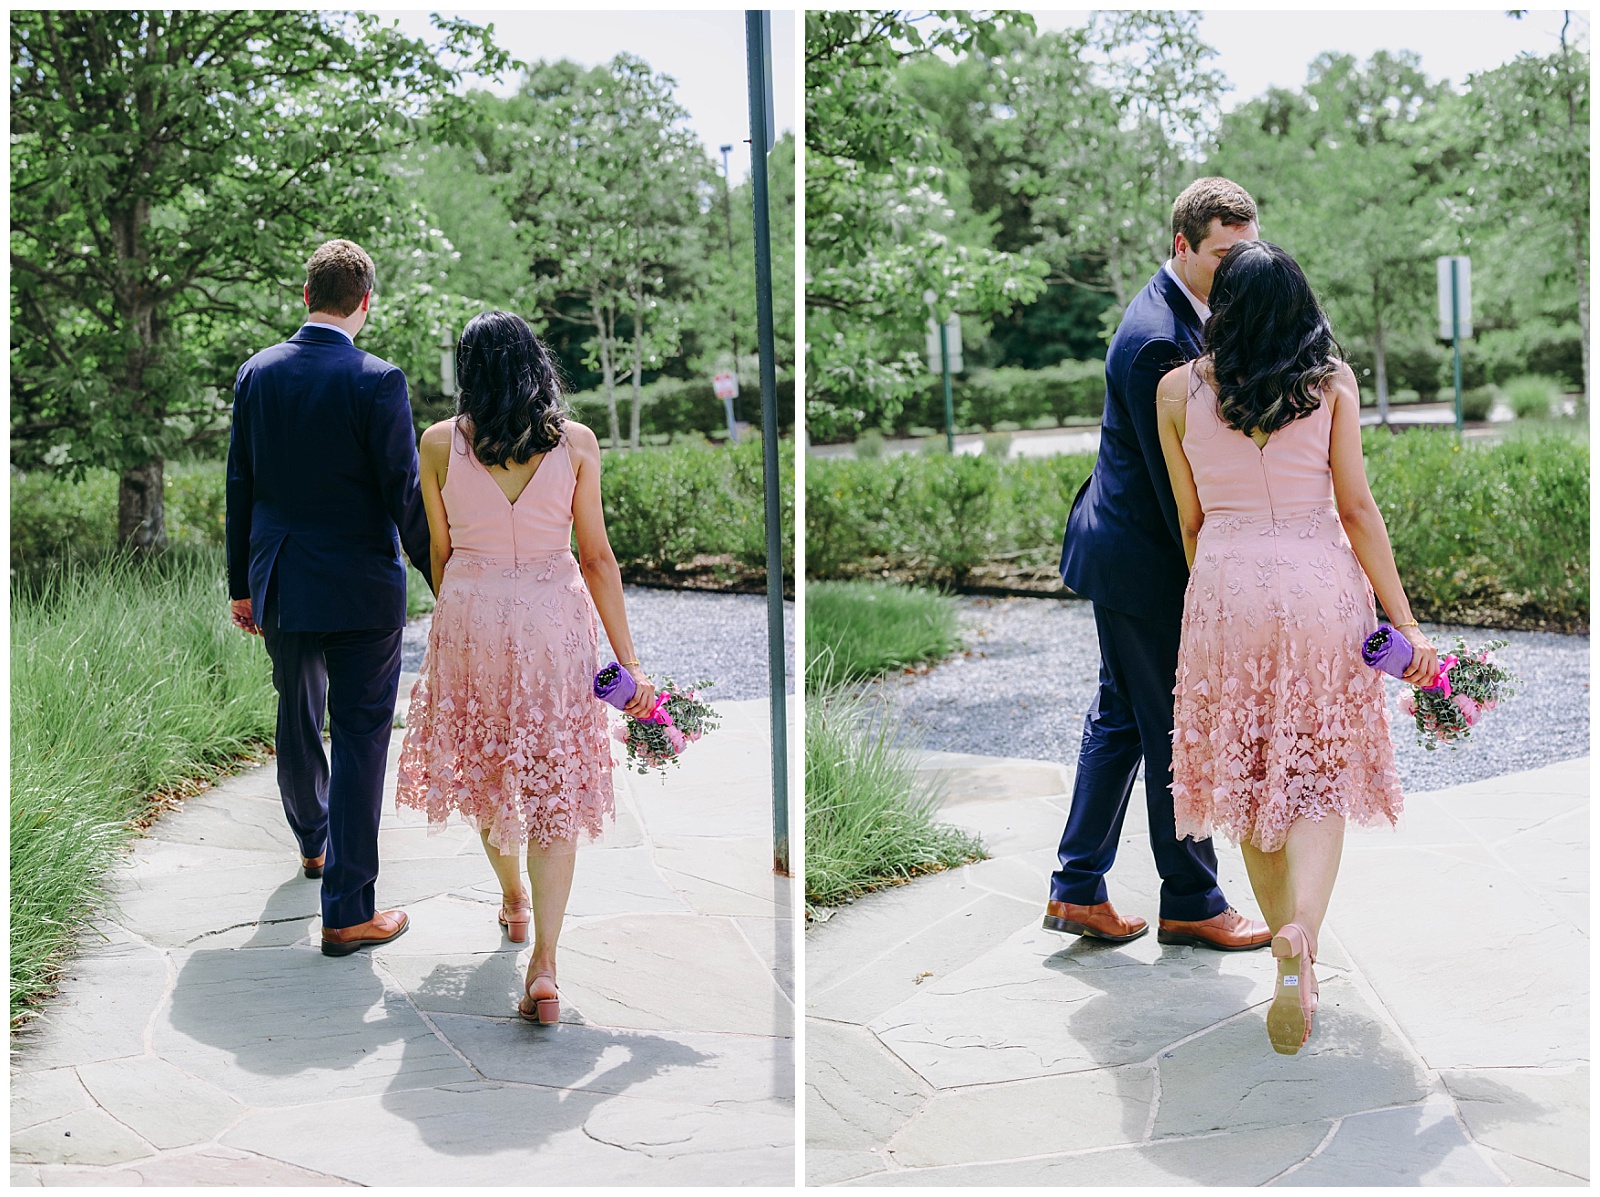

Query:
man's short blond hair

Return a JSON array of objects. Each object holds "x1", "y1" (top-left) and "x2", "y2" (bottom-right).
[
  {"x1": 1171, "y1": 178, "x2": 1257, "y2": 256},
  {"x1": 305, "y1": 239, "x2": 375, "y2": 317}
]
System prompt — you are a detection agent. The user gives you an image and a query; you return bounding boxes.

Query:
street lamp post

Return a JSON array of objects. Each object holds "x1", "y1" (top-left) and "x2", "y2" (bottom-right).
[
  {"x1": 719, "y1": 143, "x2": 743, "y2": 426},
  {"x1": 924, "y1": 289, "x2": 955, "y2": 454}
]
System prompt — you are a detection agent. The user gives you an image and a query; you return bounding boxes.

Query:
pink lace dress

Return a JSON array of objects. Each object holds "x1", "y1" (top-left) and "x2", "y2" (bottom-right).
[
  {"x1": 396, "y1": 420, "x2": 614, "y2": 850},
  {"x1": 1170, "y1": 369, "x2": 1402, "y2": 852}
]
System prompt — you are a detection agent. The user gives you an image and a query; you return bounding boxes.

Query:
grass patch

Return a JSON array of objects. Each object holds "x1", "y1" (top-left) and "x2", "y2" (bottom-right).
[
  {"x1": 806, "y1": 580, "x2": 961, "y2": 686},
  {"x1": 11, "y1": 548, "x2": 276, "y2": 1030},
  {"x1": 804, "y1": 685, "x2": 984, "y2": 915}
]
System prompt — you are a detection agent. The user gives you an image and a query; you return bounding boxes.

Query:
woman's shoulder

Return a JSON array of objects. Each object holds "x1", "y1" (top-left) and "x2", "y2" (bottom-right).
[
  {"x1": 561, "y1": 419, "x2": 600, "y2": 454},
  {"x1": 419, "y1": 418, "x2": 458, "y2": 455},
  {"x1": 1322, "y1": 359, "x2": 1359, "y2": 407},
  {"x1": 1157, "y1": 358, "x2": 1198, "y2": 406}
]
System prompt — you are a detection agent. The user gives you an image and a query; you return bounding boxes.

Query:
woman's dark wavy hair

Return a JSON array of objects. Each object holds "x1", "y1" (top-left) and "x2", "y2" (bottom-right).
[
  {"x1": 454, "y1": 310, "x2": 567, "y2": 467},
  {"x1": 1202, "y1": 240, "x2": 1342, "y2": 436}
]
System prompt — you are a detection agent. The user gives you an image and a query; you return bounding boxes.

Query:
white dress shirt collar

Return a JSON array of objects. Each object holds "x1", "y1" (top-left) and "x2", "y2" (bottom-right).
[
  {"x1": 1163, "y1": 260, "x2": 1211, "y2": 325},
  {"x1": 303, "y1": 318, "x2": 355, "y2": 344}
]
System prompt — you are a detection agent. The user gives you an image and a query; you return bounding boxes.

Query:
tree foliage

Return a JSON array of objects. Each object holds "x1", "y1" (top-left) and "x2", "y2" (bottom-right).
[{"x1": 10, "y1": 9, "x2": 509, "y2": 548}]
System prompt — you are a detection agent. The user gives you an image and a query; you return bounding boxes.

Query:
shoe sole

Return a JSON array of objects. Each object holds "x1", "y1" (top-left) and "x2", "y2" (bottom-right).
[
  {"x1": 1042, "y1": 915, "x2": 1147, "y2": 943},
  {"x1": 1157, "y1": 929, "x2": 1272, "y2": 951},
  {"x1": 321, "y1": 919, "x2": 408, "y2": 957},
  {"x1": 1266, "y1": 981, "x2": 1309, "y2": 1054},
  {"x1": 303, "y1": 865, "x2": 323, "y2": 879}
]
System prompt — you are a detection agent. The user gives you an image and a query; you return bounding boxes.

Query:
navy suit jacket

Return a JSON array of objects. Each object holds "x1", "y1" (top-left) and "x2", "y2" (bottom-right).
[
  {"x1": 226, "y1": 324, "x2": 431, "y2": 632},
  {"x1": 1059, "y1": 268, "x2": 1204, "y2": 624}
]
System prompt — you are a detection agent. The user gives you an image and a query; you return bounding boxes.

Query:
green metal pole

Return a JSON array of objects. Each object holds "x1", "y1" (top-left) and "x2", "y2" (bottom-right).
[
  {"x1": 939, "y1": 318, "x2": 954, "y2": 454},
  {"x1": 745, "y1": 10, "x2": 789, "y2": 877},
  {"x1": 1451, "y1": 258, "x2": 1463, "y2": 440}
]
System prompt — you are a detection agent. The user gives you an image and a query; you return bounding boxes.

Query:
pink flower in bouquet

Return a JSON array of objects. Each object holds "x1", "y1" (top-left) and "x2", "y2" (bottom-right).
[
  {"x1": 1398, "y1": 690, "x2": 1417, "y2": 716},
  {"x1": 664, "y1": 725, "x2": 687, "y2": 753},
  {"x1": 1453, "y1": 693, "x2": 1480, "y2": 726}
]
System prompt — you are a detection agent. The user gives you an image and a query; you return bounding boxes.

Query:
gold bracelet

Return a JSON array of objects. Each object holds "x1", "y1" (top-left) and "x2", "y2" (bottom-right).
[
  {"x1": 1392, "y1": 620, "x2": 1419, "y2": 629},
  {"x1": 621, "y1": 659, "x2": 641, "y2": 667}
]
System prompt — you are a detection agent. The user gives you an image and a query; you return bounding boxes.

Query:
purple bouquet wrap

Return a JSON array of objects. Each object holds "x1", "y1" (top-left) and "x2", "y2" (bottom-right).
[
  {"x1": 1362, "y1": 625, "x2": 1415, "y2": 679},
  {"x1": 594, "y1": 661, "x2": 637, "y2": 710}
]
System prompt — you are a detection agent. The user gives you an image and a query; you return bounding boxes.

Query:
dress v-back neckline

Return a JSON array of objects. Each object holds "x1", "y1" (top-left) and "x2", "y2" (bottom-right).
[
  {"x1": 1194, "y1": 365, "x2": 1272, "y2": 451},
  {"x1": 457, "y1": 418, "x2": 557, "y2": 507}
]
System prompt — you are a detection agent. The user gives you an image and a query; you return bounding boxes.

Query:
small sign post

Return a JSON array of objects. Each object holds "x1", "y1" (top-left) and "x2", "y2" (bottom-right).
[
  {"x1": 712, "y1": 370, "x2": 740, "y2": 444},
  {"x1": 923, "y1": 292, "x2": 962, "y2": 453},
  {"x1": 1436, "y1": 256, "x2": 1472, "y2": 439}
]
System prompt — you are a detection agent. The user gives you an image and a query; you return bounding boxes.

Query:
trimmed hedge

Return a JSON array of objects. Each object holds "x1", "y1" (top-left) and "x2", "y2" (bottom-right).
[
  {"x1": 833, "y1": 361, "x2": 1106, "y2": 442},
  {"x1": 807, "y1": 428, "x2": 1589, "y2": 629},
  {"x1": 14, "y1": 437, "x2": 796, "y2": 589}
]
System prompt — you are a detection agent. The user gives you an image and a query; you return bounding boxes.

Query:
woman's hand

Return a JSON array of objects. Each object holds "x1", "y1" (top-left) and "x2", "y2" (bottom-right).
[
  {"x1": 622, "y1": 666, "x2": 657, "y2": 720},
  {"x1": 1398, "y1": 625, "x2": 1439, "y2": 687}
]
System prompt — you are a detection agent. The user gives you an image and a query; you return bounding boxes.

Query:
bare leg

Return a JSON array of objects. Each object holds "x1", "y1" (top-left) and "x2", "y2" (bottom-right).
[
  {"x1": 1240, "y1": 841, "x2": 1293, "y2": 935},
  {"x1": 479, "y1": 829, "x2": 528, "y2": 909},
  {"x1": 1282, "y1": 812, "x2": 1345, "y2": 952},
  {"x1": 523, "y1": 838, "x2": 578, "y2": 1004}
]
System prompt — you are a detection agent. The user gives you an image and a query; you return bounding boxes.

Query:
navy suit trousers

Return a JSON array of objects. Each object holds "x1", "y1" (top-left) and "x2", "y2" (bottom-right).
[
  {"x1": 261, "y1": 578, "x2": 402, "y2": 930},
  {"x1": 1050, "y1": 603, "x2": 1225, "y2": 922}
]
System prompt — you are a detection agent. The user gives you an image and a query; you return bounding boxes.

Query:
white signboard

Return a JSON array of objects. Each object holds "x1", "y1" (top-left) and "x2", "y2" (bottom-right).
[
  {"x1": 712, "y1": 371, "x2": 740, "y2": 400},
  {"x1": 1436, "y1": 256, "x2": 1473, "y2": 341},
  {"x1": 924, "y1": 314, "x2": 964, "y2": 374}
]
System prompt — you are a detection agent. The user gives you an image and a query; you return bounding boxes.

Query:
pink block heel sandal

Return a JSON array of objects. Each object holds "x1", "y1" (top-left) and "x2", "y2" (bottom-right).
[{"x1": 1267, "y1": 922, "x2": 1316, "y2": 1055}]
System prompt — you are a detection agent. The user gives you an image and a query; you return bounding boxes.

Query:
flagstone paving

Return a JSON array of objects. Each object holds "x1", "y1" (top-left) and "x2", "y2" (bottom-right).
[
  {"x1": 12, "y1": 696, "x2": 795, "y2": 1187},
  {"x1": 806, "y1": 751, "x2": 1588, "y2": 1187}
]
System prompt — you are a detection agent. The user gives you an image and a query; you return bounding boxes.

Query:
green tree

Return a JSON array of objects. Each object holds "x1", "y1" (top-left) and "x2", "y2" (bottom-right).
[
  {"x1": 1459, "y1": 15, "x2": 1590, "y2": 397},
  {"x1": 1213, "y1": 51, "x2": 1449, "y2": 415},
  {"x1": 10, "y1": 11, "x2": 509, "y2": 549},
  {"x1": 496, "y1": 56, "x2": 712, "y2": 450},
  {"x1": 805, "y1": 10, "x2": 1047, "y2": 439}
]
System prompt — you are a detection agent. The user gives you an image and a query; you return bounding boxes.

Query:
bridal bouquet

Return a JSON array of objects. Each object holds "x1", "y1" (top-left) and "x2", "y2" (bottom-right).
[
  {"x1": 593, "y1": 663, "x2": 721, "y2": 774},
  {"x1": 1362, "y1": 626, "x2": 1518, "y2": 750}
]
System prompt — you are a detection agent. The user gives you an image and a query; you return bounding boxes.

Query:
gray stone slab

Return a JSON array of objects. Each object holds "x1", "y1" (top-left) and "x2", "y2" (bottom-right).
[
  {"x1": 1276, "y1": 1096, "x2": 1504, "y2": 1186},
  {"x1": 1443, "y1": 1065, "x2": 1589, "y2": 1179},
  {"x1": 429, "y1": 1014, "x2": 792, "y2": 1113},
  {"x1": 75, "y1": 1056, "x2": 244, "y2": 1150},
  {"x1": 807, "y1": 870, "x2": 989, "y2": 996},
  {"x1": 569, "y1": 845, "x2": 697, "y2": 917},
  {"x1": 10, "y1": 940, "x2": 167, "y2": 1070},
  {"x1": 888, "y1": 1065, "x2": 1154, "y2": 1167},
  {"x1": 559, "y1": 913, "x2": 790, "y2": 1037},
  {"x1": 870, "y1": 923, "x2": 1273, "y2": 1088},
  {"x1": 655, "y1": 835, "x2": 789, "y2": 917},
  {"x1": 25, "y1": 1146, "x2": 351, "y2": 1186},
  {"x1": 808, "y1": 1148, "x2": 889, "y2": 1186},
  {"x1": 1494, "y1": 806, "x2": 1588, "y2": 934},
  {"x1": 10, "y1": 1070, "x2": 93, "y2": 1132},
  {"x1": 377, "y1": 950, "x2": 542, "y2": 1019},
  {"x1": 1485, "y1": 1149, "x2": 1588, "y2": 1186},
  {"x1": 110, "y1": 861, "x2": 322, "y2": 949},
  {"x1": 10, "y1": 1109, "x2": 155, "y2": 1167},
  {"x1": 1333, "y1": 850, "x2": 1587, "y2": 1069},
  {"x1": 934, "y1": 797, "x2": 1074, "y2": 863},
  {"x1": 154, "y1": 946, "x2": 475, "y2": 1107},
  {"x1": 1153, "y1": 976, "x2": 1431, "y2": 1138},
  {"x1": 810, "y1": 892, "x2": 1037, "y2": 1026},
  {"x1": 962, "y1": 853, "x2": 1055, "y2": 906},
  {"x1": 144, "y1": 793, "x2": 301, "y2": 853},
  {"x1": 843, "y1": 1121, "x2": 1330, "y2": 1186},
  {"x1": 223, "y1": 1086, "x2": 791, "y2": 1185},
  {"x1": 10, "y1": 1166, "x2": 39, "y2": 1186},
  {"x1": 375, "y1": 824, "x2": 478, "y2": 861},
  {"x1": 806, "y1": 1019, "x2": 930, "y2": 1153},
  {"x1": 736, "y1": 915, "x2": 795, "y2": 1000},
  {"x1": 916, "y1": 754, "x2": 1071, "y2": 807},
  {"x1": 622, "y1": 699, "x2": 776, "y2": 842}
]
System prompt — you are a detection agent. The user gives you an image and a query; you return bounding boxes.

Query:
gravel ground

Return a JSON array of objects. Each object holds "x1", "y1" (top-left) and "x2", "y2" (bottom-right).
[
  {"x1": 866, "y1": 595, "x2": 1589, "y2": 792},
  {"x1": 402, "y1": 584, "x2": 794, "y2": 701}
]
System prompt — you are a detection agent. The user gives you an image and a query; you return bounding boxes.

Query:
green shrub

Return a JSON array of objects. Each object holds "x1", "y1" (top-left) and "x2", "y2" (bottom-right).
[
  {"x1": 1459, "y1": 386, "x2": 1496, "y2": 423},
  {"x1": 806, "y1": 581, "x2": 961, "y2": 686},
  {"x1": 11, "y1": 549, "x2": 276, "y2": 1027},
  {"x1": 857, "y1": 360, "x2": 1104, "y2": 441},
  {"x1": 810, "y1": 435, "x2": 1587, "y2": 628},
  {"x1": 1504, "y1": 375, "x2": 1563, "y2": 420},
  {"x1": 854, "y1": 430, "x2": 886, "y2": 460},
  {"x1": 804, "y1": 685, "x2": 984, "y2": 912}
]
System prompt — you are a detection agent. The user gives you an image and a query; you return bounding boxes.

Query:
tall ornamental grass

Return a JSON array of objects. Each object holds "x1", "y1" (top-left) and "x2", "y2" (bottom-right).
[
  {"x1": 806, "y1": 581, "x2": 961, "y2": 687},
  {"x1": 11, "y1": 549, "x2": 276, "y2": 1028},
  {"x1": 804, "y1": 684, "x2": 984, "y2": 914}
]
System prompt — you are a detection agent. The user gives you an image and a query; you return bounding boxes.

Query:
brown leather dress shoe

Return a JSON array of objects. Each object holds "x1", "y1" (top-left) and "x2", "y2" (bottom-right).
[
  {"x1": 1157, "y1": 907, "x2": 1271, "y2": 951},
  {"x1": 1042, "y1": 900, "x2": 1149, "y2": 943},
  {"x1": 321, "y1": 909, "x2": 409, "y2": 957},
  {"x1": 300, "y1": 853, "x2": 325, "y2": 879}
]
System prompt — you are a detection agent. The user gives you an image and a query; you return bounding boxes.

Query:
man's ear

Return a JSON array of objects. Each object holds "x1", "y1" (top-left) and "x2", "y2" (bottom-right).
[
  {"x1": 361, "y1": 290, "x2": 372, "y2": 313},
  {"x1": 1172, "y1": 232, "x2": 1190, "y2": 260},
  {"x1": 303, "y1": 283, "x2": 311, "y2": 308}
]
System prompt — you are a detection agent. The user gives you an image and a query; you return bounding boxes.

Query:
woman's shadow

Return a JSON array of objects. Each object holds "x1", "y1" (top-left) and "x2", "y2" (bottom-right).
[{"x1": 378, "y1": 950, "x2": 716, "y2": 1158}]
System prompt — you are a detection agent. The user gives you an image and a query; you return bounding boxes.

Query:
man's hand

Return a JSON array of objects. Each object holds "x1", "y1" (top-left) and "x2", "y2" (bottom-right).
[{"x1": 231, "y1": 597, "x2": 261, "y2": 636}]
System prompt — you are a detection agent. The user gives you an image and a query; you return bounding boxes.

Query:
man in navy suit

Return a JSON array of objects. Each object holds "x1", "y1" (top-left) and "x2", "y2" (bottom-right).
[
  {"x1": 1049, "y1": 179, "x2": 1272, "y2": 951},
  {"x1": 226, "y1": 239, "x2": 432, "y2": 956}
]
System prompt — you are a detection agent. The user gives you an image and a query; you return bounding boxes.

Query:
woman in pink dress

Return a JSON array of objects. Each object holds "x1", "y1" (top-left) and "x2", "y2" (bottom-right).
[
  {"x1": 396, "y1": 310, "x2": 656, "y2": 1024},
  {"x1": 1155, "y1": 241, "x2": 1439, "y2": 1055}
]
